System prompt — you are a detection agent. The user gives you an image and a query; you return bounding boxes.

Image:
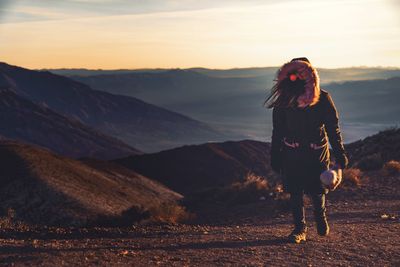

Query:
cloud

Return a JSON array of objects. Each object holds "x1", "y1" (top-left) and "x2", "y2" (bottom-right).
[
  {"x1": 0, "y1": 0, "x2": 12, "y2": 9},
  {"x1": 388, "y1": 0, "x2": 400, "y2": 7},
  {"x1": 0, "y1": 0, "x2": 292, "y2": 23},
  {"x1": 0, "y1": 0, "x2": 12, "y2": 22}
]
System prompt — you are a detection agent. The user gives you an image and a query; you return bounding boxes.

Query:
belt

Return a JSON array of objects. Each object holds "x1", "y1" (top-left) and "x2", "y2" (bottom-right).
[{"x1": 283, "y1": 137, "x2": 326, "y2": 149}]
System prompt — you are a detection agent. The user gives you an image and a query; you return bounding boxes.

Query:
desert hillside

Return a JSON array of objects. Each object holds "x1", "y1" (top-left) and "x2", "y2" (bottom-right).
[
  {"x1": 0, "y1": 141, "x2": 182, "y2": 227},
  {"x1": 115, "y1": 140, "x2": 275, "y2": 195},
  {"x1": 346, "y1": 127, "x2": 400, "y2": 167},
  {"x1": 0, "y1": 87, "x2": 140, "y2": 159}
]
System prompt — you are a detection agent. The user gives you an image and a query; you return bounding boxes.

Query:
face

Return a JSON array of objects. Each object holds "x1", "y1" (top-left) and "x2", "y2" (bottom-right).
[{"x1": 280, "y1": 78, "x2": 306, "y2": 95}]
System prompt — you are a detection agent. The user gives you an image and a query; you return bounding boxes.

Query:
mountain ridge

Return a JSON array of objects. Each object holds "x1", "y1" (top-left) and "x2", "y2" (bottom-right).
[
  {"x1": 0, "y1": 62, "x2": 232, "y2": 152},
  {"x1": 0, "y1": 87, "x2": 141, "y2": 159}
]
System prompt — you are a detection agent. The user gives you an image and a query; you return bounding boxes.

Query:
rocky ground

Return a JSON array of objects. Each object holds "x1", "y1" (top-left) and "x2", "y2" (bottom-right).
[{"x1": 1, "y1": 171, "x2": 399, "y2": 266}]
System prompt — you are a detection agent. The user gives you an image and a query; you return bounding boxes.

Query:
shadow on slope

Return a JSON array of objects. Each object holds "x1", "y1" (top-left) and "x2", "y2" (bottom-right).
[{"x1": 0, "y1": 141, "x2": 185, "y2": 227}]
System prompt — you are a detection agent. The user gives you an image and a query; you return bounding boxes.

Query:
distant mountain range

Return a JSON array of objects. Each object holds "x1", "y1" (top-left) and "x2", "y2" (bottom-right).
[
  {"x1": 67, "y1": 68, "x2": 400, "y2": 143},
  {"x1": 48, "y1": 66, "x2": 400, "y2": 82},
  {"x1": 0, "y1": 62, "x2": 234, "y2": 153},
  {"x1": 70, "y1": 69, "x2": 270, "y2": 139},
  {"x1": 324, "y1": 77, "x2": 400, "y2": 141},
  {"x1": 0, "y1": 140, "x2": 181, "y2": 226},
  {"x1": 0, "y1": 87, "x2": 140, "y2": 159},
  {"x1": 325, "y1": 77, "x2": 400, "y2": 123}
]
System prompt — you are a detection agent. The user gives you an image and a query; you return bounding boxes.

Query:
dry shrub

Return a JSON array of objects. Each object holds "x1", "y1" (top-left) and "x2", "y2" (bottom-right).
[
  {"x1": 92, "y1": 206, "x2": 150, "y2": 227},
  {"x1": 356, "y1": 153, "x2": 384, "y2": 171},
  {"x1": 225, "y1": 172, "x2": 271, "y2": 204},
  {"x1": 185, "y1": 172, "x2": 272, "y2": 206},
  {"x1": 149, "y1": 202, "x2": 194, "y2": 224},
  {"x1": 231, "y1": 172, "x2": 269, "y2": 191},
  {"x1": 0, "y1": 208, "x2": 32, "y2": 230},
  {"x1": 93, "y1": 202, "x2": 193, "y2": 226},
  {"x1": 383, "y1": 160, "x2": 400, "y2": 176},
  {"x1": 0, "y1": 208, "x2": 16, "y2": 228},
  {"x1": 183, "y1": 172, "x2": 281, "y2": 209},
  {"x1": 342, "y1": 168, "x2": 362, "y2": 187}
]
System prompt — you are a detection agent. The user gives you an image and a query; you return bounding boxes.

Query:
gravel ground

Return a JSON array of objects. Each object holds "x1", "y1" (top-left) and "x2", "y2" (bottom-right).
[{"x1": 1, "y1": 173, "x2": 399, "y2": 266}]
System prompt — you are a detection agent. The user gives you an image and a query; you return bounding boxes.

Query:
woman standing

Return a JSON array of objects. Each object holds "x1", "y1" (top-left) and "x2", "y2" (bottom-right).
[{"x1": 266, "y1": 57, "x2": 348, "y2": 243}]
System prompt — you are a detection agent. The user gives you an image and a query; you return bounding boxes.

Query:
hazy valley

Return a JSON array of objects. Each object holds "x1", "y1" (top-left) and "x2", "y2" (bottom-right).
[
  {"x1": 68, "y1": 67, "x2": 400, "y2": 143},
  {"x1": 0, "y1": 63, "x2": 236, "y2": 154}
]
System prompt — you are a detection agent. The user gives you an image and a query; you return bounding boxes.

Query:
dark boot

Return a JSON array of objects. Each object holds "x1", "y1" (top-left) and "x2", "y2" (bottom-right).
[
  {"x1": 288, "y1": 192, "x2": 307, "y2": 243},
  {"x1": 288, "y1": 224, "x2": 307, "y2": 244},
  {"x1": 316, "y1": 216, "x2": 329, "y2": 236},
  {"x1": 311, "y1": 193, "x2": 330, "y2": 236}
]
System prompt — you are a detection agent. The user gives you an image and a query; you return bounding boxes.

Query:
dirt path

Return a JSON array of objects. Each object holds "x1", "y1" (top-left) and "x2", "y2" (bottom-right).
[{"x1": 1, "y1": 174, "x2": 400, "y2": 266}]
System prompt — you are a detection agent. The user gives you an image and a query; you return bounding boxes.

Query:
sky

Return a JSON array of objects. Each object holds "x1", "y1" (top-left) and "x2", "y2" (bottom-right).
[{"x1": 0, "y1": 0, "x2": 399, "y2": 69}]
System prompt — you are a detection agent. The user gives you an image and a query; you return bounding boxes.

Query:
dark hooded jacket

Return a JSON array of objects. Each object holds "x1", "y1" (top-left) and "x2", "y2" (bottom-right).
[{"x1": 269, "y1": 60, "x2": 348, "y2": 194}]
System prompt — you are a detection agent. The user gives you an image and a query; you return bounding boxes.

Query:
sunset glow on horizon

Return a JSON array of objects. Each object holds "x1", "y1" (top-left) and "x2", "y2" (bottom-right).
[{"x1": 0, "y1": 0, "x2": 399, "y2": 69}]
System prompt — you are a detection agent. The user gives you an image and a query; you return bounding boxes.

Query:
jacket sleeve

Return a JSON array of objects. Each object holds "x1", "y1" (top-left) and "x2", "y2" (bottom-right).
[
  {"x1": 323, "y1": 93, "x2": 348, "y2": 169},
  {"x1": 270, "y1": 107, "x2": 285, "y2": 172}
]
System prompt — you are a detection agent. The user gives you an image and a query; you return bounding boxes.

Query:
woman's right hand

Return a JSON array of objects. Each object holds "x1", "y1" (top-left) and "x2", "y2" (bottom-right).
[{"x1": 329, "y1": 167, "x2": 343, "y2": 191}]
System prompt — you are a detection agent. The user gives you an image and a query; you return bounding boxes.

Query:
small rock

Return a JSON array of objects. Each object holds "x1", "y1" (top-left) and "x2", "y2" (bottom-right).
[{"x1": 120, "y1": 250, "x2": 129, "y2": 256}]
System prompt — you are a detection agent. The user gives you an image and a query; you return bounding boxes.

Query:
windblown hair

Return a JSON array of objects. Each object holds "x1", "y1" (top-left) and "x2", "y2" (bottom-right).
[{"x1": 265, "y1": 59, "x2": 320, "y2": 108}]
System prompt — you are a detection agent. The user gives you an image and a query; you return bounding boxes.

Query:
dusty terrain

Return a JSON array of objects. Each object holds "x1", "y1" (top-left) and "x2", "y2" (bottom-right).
[{"x1": 1, "y1": 171, "x2": 399, "y2": 266}]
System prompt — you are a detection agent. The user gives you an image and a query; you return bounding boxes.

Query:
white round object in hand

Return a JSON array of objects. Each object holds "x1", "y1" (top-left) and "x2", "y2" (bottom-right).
[{"x1": 320, "y1": 169, "x2": 338, "y2": 187}]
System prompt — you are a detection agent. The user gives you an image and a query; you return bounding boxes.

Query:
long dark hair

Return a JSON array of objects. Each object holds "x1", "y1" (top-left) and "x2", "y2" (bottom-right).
[{"x1": 264, "y1": 77, "x2": 306, "y2": 108}]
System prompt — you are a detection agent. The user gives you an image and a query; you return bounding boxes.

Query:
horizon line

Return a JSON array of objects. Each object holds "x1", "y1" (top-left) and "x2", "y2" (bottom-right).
[
  {"x1": 36, "y1": 65, "x2": 400, "y2": 71},
  {"x1": 2, "y1": 61, "x2": 400, "y2": 71}
]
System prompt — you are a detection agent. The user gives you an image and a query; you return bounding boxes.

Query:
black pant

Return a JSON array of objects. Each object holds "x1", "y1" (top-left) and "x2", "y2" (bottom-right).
[{"x1": 290, "y1": 192, "x2": 326, "y2": 229}]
